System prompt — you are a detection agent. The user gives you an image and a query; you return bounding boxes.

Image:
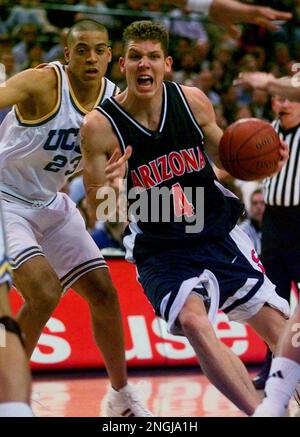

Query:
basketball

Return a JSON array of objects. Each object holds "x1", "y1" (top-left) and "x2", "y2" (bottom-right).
[{"x1": 219, "y1": 118, "x2": 281, "y2": 181}]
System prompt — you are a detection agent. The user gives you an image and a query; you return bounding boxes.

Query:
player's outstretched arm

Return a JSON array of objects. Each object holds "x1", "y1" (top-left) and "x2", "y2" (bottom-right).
[
  {"x1": 209, "y1": 0, "x2": 291, "y2": 37},
  {"x1": 160, "y1": 0, "x2": 291, "y2": 37},
  {"x1": 235, "y1": 72, "x2": 300, "y2": 102},
  {"x1": 0, "y1": 67, "x2": 56, "y2": 110}
]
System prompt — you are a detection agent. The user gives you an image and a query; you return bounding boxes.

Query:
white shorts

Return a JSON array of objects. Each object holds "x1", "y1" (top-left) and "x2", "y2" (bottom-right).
[
  {"x1": 0, "y1": 198, "x2": 12, "y2": 287},
  {"x1": 2, "y1": 193, "x2": 107, "y2": 290}
]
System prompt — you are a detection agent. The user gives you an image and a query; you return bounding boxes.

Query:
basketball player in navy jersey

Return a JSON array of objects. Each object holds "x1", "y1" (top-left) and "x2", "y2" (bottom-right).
[
  {"x1": 0, "y1": 19, "x2": 152, "y2": 417},
  {"x1": 82, "y1": 20, "x2": 290, "y2": 416},
  {"x1": 0, "y1": 201, "x2": 34, "y2": 417}
]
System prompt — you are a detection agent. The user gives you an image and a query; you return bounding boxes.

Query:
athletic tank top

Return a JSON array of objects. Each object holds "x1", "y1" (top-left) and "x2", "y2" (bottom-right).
[
  {"x1": 0, "y1": 61, "x2": 118, "y2": 204},
  {"x1": 99, "y1": 81, "x2": 243, "y2": 262}
]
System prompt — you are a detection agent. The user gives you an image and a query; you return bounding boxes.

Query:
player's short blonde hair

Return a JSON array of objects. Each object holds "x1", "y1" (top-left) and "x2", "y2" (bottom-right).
[{"x1": 123, "y1": 21, "x2": 169, "y2": 56}]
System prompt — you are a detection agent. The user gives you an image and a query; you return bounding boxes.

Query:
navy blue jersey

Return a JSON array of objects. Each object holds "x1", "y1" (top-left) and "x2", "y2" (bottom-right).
[{"x1": 99, "y1": 81, "x2": 243, "y2": 262}]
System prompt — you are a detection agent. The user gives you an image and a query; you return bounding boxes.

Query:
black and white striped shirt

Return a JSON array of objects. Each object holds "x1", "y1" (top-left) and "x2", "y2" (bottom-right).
[{"x1": 263, "y1": 120, "x2": 300, "y2": 206}]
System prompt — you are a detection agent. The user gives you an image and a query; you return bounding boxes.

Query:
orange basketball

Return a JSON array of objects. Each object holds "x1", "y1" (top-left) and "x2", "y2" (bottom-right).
[{"x1": 219, "y1": 118, "x2": 281, "y2": 181}]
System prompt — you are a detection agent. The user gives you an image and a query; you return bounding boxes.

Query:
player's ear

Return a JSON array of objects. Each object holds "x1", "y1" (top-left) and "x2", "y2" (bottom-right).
[
  {"x1": 64, "y1": 47, "x2": 70, "y2": 63},
  {"x1": 165, "y1": 56, "x2": 173, "y2": 73},
  {"x1": 119, "y1": 57, "x2": 125, "y2": 73},
  {"x1": 107, "y1": 46, "x2": 112, "y2": 63}
]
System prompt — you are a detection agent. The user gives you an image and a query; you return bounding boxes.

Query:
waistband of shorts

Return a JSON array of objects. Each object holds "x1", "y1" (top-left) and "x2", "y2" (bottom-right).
[{"x1": 0, "y1": 189, "x2": 57, "y2": 209}]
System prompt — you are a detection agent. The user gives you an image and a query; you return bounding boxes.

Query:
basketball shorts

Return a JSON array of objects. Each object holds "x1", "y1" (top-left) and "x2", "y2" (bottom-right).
[
  {"x1": 137, "y1": 225, "x2": 290, "y2": 335},
  {"x1": 0, "y1": 199, "x2": 12, "y2": 288},
  {"x1": 2, "y1": 193, "x2": 107, "y2": 290}
]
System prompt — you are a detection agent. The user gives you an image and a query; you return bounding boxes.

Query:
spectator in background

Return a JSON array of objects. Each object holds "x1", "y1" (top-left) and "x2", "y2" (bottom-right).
[
  {"x1": 5, "y1": 0, "x2": 56, "y2": 34},
  {"x1": 194, "y1": 69, "x2": 220, "y2": 106},
  {"x1": 234, "y1": 104, "x2": 252, "y2": 120},
  {"x1": 21, "y1": 41, "x2": 44, "y2": 69},
  {"x1": 44, "y1": 28, "x2": 69, "y2": 63},
  {"x1": 210, "y1": 59, "x2": 225, "y2": 95},
  {"x1": 167, "y1": 5, "x2": 209, "y2": 46},
  {"x1": 273, "y1": 43, "x2": 291, "y2": 76},
  {"x1": 12, "y1": 23, "x2": 41, "y2": 70},
  {"x1": 0, "y1": 34, "x2": 12, "y2": 56},
  {"x1": 240, "y1": 189, "x2": 265, "y2": 257},
  {"x1": 250, "y1": 88, "x2": 271, "y2": 121},
  {"x1": 47, "y1": 0, "x2": 78, "y2": 29},
  {"x1": 0, "y1": 50, "x2": 17, "y2": 79},
  {"x1": 221, "y1": 84, "x2": 239, "y2": 124},
  {"x1": 109, "y1": 60, "x2": 126, "y2": 90},
  {"x1": 0, "y1": 0, "x2": 10, "y2": 35},
  {"x1": 173, "y1": 49, "x2": 200, "y2": 85},
  {"x1": 75, "y1": 0, "x2": 118, "y2": 30},
  {"x1": 0, "y1": 49, "x2": 17, "y2": 124}
]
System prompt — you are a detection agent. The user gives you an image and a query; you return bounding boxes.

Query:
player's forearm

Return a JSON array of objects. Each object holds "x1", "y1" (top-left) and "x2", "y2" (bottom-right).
[
  {"x1": 85, "y1": 184, "x2": 101, "y2": 221},
  {"x1": 163, "y1": 0, "x2": 212, "y2": 13},
  {"x1": 205, "y1": 142, "x2": 224, "y2": 169},
  {"x1": 186, "y1": 0, "x2": 212, "y2": 14},
  {"x1": 183, "y1": 0, "x2": 252, "y2": 17},
  {"x1": 267, "y1": 77, "x2": 300, "y2": 102},
  {"x1": 86, "y1": 183, "x2": 120, "y2": 223}
]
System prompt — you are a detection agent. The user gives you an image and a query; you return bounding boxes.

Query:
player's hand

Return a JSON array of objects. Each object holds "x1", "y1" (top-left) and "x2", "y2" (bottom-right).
[
  {"x1": 267, "y1": 140, "x2": 288, "y2": 178},
  {"x1": 277, "y1": 140, "x2": 289, "y2": 171},
  {"x1": 210, "y1": 0, "x2": 291, "y2": 38},
  {"x1": 105, "y1": 145, "x2": 132, "y2": 190},
  {"x1": 234, "y1": 72, "x2": 275, "y2": 90}
]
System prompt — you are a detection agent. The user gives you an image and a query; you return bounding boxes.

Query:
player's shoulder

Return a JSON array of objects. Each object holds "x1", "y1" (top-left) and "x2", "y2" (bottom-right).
[
  {"x1": 81, "y1": 108, "x2": 115, "y2": 147},
  {"x1": 177, "y1": 85, "x2": 213, "y2": 120},
  {"x1": 180, "y1": 84, "x2": 212, "y2": 108},
  {"x1": 18, "y1": 63, "x2": 58, "y2": 92},
  {"x1": 83, "y1": 107, "x2": 111, "y2": 131}
]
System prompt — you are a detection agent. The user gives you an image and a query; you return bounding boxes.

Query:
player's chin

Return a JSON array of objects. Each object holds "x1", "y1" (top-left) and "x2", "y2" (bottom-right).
[{"x1": 135, "y1": 88, "x2": 155, "y2": 98}]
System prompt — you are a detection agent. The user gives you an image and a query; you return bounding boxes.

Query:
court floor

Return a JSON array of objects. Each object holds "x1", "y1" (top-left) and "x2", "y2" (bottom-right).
[{"x1": 31, "y1": 368, "x2": 300, "y2": 417}]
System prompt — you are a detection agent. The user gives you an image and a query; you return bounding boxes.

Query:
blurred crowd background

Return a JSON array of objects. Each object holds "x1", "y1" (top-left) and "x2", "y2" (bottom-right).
[{"x1": 0, "y1": 0, "x2": 296, "y2": 252}]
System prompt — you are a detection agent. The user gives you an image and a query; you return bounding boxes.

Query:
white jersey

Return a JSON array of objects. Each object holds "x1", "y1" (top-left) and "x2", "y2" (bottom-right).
[
  {"x1": 0, "y1": 198, "x2": 12, "y2": 286},
  {"x1": 0, "y1": 61, "x2": 118, "y2": 205}
]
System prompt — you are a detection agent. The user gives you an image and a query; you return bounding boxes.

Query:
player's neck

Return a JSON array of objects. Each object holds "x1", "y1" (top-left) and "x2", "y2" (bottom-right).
[
  {"x1": 118, "y1": 88, "x2": 163, "y2": 131},
  {"x1": 66, "y1": 68, "x2": 102, "y2": 110}
]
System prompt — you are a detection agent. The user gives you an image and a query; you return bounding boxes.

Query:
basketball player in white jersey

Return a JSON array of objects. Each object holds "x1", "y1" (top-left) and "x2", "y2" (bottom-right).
[
  {"x1": 0, "y1": 200, "x2": 34, "y2": 417},
  {"x1": 0, "y1": 19, "x2": 152, "y2": 417}
]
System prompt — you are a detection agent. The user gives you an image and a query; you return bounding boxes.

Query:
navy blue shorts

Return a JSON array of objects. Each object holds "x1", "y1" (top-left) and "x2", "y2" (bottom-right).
[{"x1": 137, "y1": 225, "x2": 289, "y2": 335}]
